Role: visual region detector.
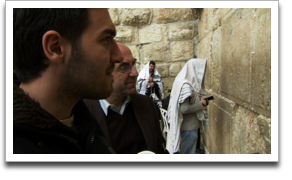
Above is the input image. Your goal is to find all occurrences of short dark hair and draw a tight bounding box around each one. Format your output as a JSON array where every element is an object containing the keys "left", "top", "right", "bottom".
[
  {"left": 149, "top": 61, "right": 155, "bottom": 66},
  {"left": 13, "top": 8, "right": 90, "bottom": 82}
]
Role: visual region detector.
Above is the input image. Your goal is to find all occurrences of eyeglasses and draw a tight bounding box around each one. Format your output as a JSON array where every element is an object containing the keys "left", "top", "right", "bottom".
[{"left": 115, "top": 59, "right": 137, "bottom": 74}]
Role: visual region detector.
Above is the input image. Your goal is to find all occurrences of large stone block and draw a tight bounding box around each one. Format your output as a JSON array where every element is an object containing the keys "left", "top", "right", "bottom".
[
  {"left": 155, "top": 8, "right": 180, "bottom": 23},
  {"left": 207, "top": 89, "right": 237, "bottom": 114},
  {"left": 154, "top": 8, "right": 195, "bottom": 23},
  {"left": 121, "top": 8, "right": 152, "bottom": 26},
  {"left": 207, "top": 103, "right": 231, "bottom": 154},
  {"left": 127, "top": 45, "right": 140, "bottom": 63},
  {"left": 220, "top": 8, "right": 254, "bottom": 104},
  {"left": 197, "top": 34, "right": 212, "bottom": 89},
  {"left": 198, "top": 8, "right": 209, "bottom": 42},
  {"left": 230, "top": 106, "right": 271, "bottom": 154},
  {"left": 219, "top": 8, "right": 234, "bottom": 24},
  {"left": 256, "top": 115, "right": 271, "bottom": 154},
  {"left": 156, "top": 64, "right": 169, "bottom": 78},
  {"left": 115, "top": 26, "right": 139, "bottom": 44},
  {"left": 210, "top": 27, "right": 222, "bottom": 93},
  {"left": 198, "top": 8, "right": 233, "bottom": 41},
  {"left": 209, "top": 8, "right": 221, "bottom": 31},
  {"left": 168, "top": 21, "right": 198, "bottom": 41},
  {"left": 169, "top": 63, "right": 182, "bottom": 77},
  {"left": 162, "top": 77, "right": 176, "bottom": 95},
  {"left": 109, "top": 8, "right": 120, "bottom": 25},
  {"left": 180, "top": 8, "right": 197, "bottom": 21},
  {"left": 141, "top": 42, "right": 170, "bottom": 64},
  {"left": 252, "top": 8, "right": 271, "bottom": 115},
  {"left": 170, "top": 41, "right": 194, "bottom": 62},
  {"left": 139, "top": 24, "right": 167, "bottom": 44}
]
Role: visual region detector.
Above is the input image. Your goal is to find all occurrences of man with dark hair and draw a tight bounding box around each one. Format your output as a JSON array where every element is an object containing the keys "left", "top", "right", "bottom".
[
  {"left": 84, "top": 43, "right": 167, "bottom": 154},
  {"left": 137, "top": 61, "right": 164, "bottom": 117},
  {"left": 149, "top": 61, "right": 156, "bottom": 74},
  {"left": 13, "top": 8, "right": 123, "bottom": 153}
]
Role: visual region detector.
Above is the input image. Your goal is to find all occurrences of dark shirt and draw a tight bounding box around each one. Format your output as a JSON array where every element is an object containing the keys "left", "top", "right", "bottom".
[{"left": 105, "top": 102, "right": 147, "bottom": 154}]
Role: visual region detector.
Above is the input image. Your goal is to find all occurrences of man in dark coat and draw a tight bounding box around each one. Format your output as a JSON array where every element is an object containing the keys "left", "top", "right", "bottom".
[
  {"left": 84, "top": 43, "right": 167, "bottom": 154},
  {"left": 13, "top": 8, "right": 123, "bottom": 154}
]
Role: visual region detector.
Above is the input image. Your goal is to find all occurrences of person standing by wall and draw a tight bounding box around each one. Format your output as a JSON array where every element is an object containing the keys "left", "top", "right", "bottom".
[{"left": 166, "top": 58, "right": 209, "bottom": 154}]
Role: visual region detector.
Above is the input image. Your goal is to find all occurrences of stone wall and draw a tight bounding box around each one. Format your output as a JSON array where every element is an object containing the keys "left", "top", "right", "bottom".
[
  {"left": 109, "top": 8, "right": 199, "bottom": 96},
  {"left": 110, "top": 8, "right": 271, "bottom": 154},
  {"left": 197, "top": 8, "right": 271, "bottom": 154}
]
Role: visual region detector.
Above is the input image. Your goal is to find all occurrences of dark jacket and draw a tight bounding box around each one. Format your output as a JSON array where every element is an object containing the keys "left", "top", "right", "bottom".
[
  {"left": 13, "top": 84, "right": 114, "bottom": 154},
  {"left": 84, "top": 93, "right": 168, "bottom": 154}
]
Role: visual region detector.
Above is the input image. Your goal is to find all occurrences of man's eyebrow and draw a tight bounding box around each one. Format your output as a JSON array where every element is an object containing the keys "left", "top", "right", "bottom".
[
  {"left": 118, "top": 62, "right": 130, "bottom": 67},
  {"left": 101, "top": 28, "right": 117, "bottom": 37}
]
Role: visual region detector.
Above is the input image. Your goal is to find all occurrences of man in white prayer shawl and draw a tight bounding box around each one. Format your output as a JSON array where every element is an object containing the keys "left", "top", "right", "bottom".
[
  {"left": 137, "top": 61, "right": 164, "bottom": 108},
  {"left": 166, "top": 58, "right": 209, "bottom": 154}
]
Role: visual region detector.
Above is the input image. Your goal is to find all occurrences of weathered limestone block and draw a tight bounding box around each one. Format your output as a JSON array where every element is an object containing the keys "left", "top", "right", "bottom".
[
  {"left": 202, "top": 90, "right": 237, "bottom": 154},
  {"left": 135, "top": 63, "right": 141, "bottom": 73},
  {"left": 109, "top": 8, "right": 120, "bottom": 25},
  {"left": 210, "top": 27, "right": 222, "bottom": 93},
  {"left": 163, "top": 77, "right": 175, "bottom": 94},
  {"left": 141, "top": 42, "right": 170, "bottom": 64},
  {"left": 204, "top": 8, "right": 226, "bottom": 33},
  {"left": 180, "top": 8, "right": 197, "bottom": 21},
  {"left": 252, "top": 8, "right": 271, "bottom": 115},
  {"left": 220, "top": 8, "right": 254, "bottom": 104},
  {"left": 139, "top": 24, "right": 167, "bottom": 44},
  {"left": 155, "top": 8, "right": 195, "bottom": 23},
  {"left": 231, "top": 106, "right": 252, "bottom": 154},
  {"left": 196, "top": 34, "right": 212, "bottom": 89},
  {"left": 115, "top": 26, "right": 139, "bottom": 44},
  {"left": 121, "top": 8, "right": 152, "bottom": 26},
  {"left": 169, "top": 63, "right": 182, "bottom": 77},
  {"left": 207, "top": 102, "right": 231, "bottom": 154},
  {"left": 230, "top": 106, "right": 271, "bottom": 154},
  {"left": 156, "top": 64, "right": 169, "bottom": 78},
  {"left": 206, "top": 89, "right": 237, "bottom": 114},
  {"left": 170, "top": 41, "right": 194, "bottom": 62},
  {"left": 155, "top": 8, "right": 181, "bottom": 23},
  {"left": 168, "top": 21, "right": 197, "bottom": 41},
  {"left": 198, "top": 8, "right": 209, "bottom": 41},
  {"left": 220, "top": 8, "right": 236, "bottom": 24},
  {"left": 127, "top": 45, "right": 140, "bottom": 63},
  {"left": 256, "top": 115, "right": 271, "bottom": 154}
]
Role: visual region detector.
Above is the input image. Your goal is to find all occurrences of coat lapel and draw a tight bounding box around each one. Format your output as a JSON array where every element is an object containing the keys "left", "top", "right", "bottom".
[
  {"left": 83, "top": 99, "right": 113, "bottom": 146},
  {"left": 130, "top": 94, "right": 154, "bottom": 151}
]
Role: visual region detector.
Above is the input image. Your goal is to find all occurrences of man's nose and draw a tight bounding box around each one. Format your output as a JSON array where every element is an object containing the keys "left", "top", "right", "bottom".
[
  {"left": 110, "top": 41, "right": 123, "bottom": 63},
  {"left": 129, "top": 66, "right": 138, "bottom": 77}
]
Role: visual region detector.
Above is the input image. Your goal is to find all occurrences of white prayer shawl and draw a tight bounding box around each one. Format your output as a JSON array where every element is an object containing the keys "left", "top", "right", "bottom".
[
  {"left": 137, "top": 62, "right": 164, "bottom": 106},
  {"left": 166, "top": 58, "right": 208, "bottom": 154}
]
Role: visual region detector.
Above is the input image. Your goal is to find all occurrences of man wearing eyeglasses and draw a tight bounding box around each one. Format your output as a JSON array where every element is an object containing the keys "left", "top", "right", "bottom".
[{"left": 84, "top": 42, "right": 167, "bottom": 154}]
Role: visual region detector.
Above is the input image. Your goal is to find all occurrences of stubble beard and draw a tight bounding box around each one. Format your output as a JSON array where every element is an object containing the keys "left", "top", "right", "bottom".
[{"left": 58, "top": 44, "right": 113, "bottom": 103}]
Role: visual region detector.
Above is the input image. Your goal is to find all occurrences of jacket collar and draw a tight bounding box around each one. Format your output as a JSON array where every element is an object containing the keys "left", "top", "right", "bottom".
[{"left": 13, "top": 84, "right": 57, "bottom": 129}]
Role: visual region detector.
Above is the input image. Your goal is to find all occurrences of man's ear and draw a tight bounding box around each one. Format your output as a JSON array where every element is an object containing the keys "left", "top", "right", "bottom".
[{"left": 42, "top": 30, "right": 69, "bottom": 64}]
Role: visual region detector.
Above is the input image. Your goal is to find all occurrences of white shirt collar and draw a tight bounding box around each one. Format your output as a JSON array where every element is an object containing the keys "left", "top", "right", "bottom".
[{"left": 99, "top": 96, "right": 131, "bottom": 116}]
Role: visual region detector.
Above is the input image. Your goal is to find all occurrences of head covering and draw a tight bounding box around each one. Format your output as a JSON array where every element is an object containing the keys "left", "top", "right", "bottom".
[
  {"left": 137, "top": 62, "right": 164, "bottom": 101},
  {"left": 166, "top": 58, "right": 208, "bottom": 154}
]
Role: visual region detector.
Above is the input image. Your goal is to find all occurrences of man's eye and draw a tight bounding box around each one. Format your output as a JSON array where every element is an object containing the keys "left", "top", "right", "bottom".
[
  {"left": 103, "top": 36, "right": 111, "bottom": 42},
  {"left": 119, "top": 66, "right": 126, "bottom": 70}
]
